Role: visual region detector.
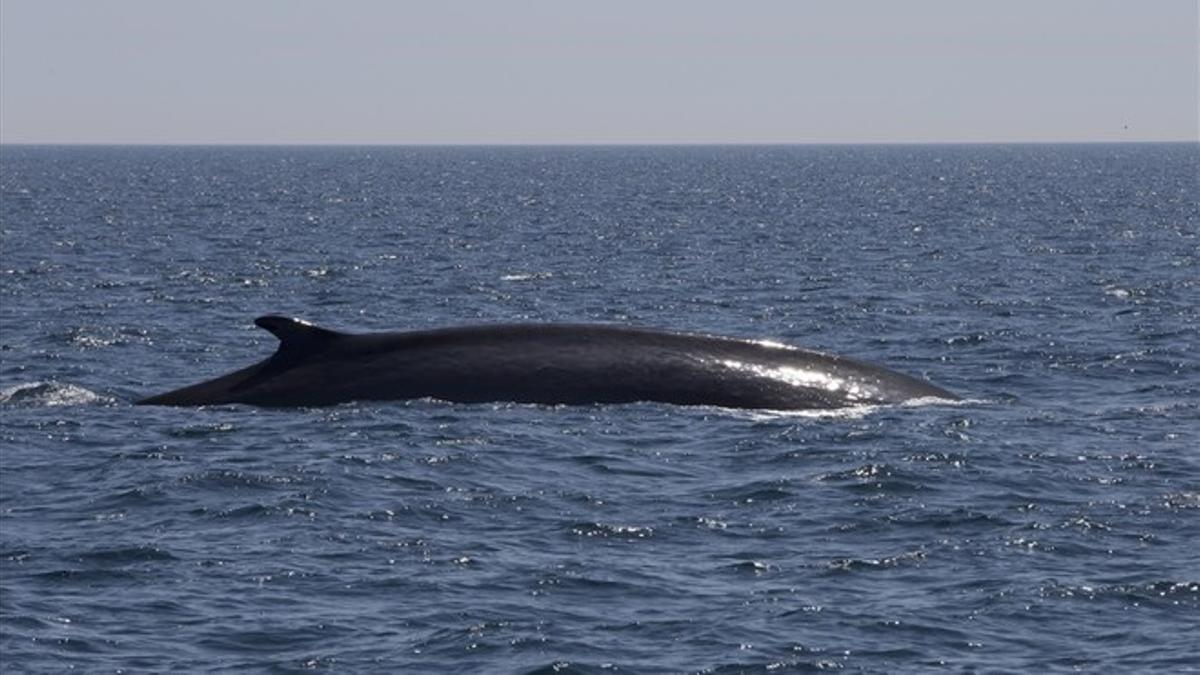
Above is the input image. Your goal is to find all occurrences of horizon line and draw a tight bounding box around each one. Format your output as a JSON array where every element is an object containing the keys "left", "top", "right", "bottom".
[{"left": 2, "top": 139, "right": 1196, "bottom": 148}]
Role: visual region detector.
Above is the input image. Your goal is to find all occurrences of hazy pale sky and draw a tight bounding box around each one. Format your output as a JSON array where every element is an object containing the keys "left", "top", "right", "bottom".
[{"left": 1, "top": 0, "right": 1196, "bottom": 144}]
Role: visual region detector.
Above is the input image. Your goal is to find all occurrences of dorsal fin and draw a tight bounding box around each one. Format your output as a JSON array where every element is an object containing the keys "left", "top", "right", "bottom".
[
  {"left": 254, "top": 315, "right": 344, "bottom": 358},
  {"left": 228, "top": 317, "right": 346, "bottom": 393}
]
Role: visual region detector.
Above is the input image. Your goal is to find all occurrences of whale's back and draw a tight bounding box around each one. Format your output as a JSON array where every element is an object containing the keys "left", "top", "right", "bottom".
[{"left": 139, "top": 320, "right": 957, "bottom": 409}]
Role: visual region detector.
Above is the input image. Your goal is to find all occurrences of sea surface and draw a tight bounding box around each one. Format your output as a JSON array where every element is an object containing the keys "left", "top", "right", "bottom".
[{"left": 1, "top": 144, "right": 1197, "bottom": 673}]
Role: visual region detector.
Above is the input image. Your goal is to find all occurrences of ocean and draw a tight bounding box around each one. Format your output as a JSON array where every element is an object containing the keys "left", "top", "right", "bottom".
[{"left": 1, "top": 144, "right": 1197, "bottom": 672}]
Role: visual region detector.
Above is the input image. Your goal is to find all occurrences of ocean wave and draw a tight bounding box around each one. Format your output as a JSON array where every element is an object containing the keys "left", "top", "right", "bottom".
[
  {"left": 0, "top": 381, "right": 110, "bottom": 407},
  {"left": 570, "top": 522, "right": 655, "bottom": 539},
  {"left": 500, "top": 271, "right": 554, "bottom": 282},
  {"left": 1039, "top": 580, "right": 1198, "bottom": 606}
]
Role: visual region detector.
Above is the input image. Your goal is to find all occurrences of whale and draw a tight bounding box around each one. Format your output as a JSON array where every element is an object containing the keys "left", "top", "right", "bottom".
[{"left": 136, "top": 316, "right": 958, "bottom": 409}]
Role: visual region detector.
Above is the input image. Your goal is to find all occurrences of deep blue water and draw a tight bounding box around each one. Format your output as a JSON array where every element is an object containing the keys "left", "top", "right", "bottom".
[{"left": 1, "top": 144, "right": 1197, "bottom": 672}]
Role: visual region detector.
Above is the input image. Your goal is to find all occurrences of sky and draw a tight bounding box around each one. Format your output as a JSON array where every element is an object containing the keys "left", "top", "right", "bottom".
[{"left": 1, "top": 0, "right": 1196, "bottom": 144}]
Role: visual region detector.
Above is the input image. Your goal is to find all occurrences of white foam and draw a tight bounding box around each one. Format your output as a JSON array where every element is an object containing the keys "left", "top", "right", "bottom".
[
  {"left": 0, "top": 381, "right": 109, "bottom": 407},
  {"left": 714, "top": 394, "right": 971, "bottom": 422},
  {"left": 500, "top": 271, "right": 553, "bottom": 282},
  {"left": 902, "top": 396, "right": 983, "bottom": 408}
]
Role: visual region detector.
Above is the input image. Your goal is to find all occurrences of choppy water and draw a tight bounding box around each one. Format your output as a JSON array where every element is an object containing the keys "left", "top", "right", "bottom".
[{"left": 1, "top": 144, "right": 1198, "bottom": 672}]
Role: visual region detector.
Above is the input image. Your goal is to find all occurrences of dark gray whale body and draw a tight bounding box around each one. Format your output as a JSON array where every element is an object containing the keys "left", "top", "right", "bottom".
[{"left": 137, "top": 316, "right": 957, "bottom": 409}]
